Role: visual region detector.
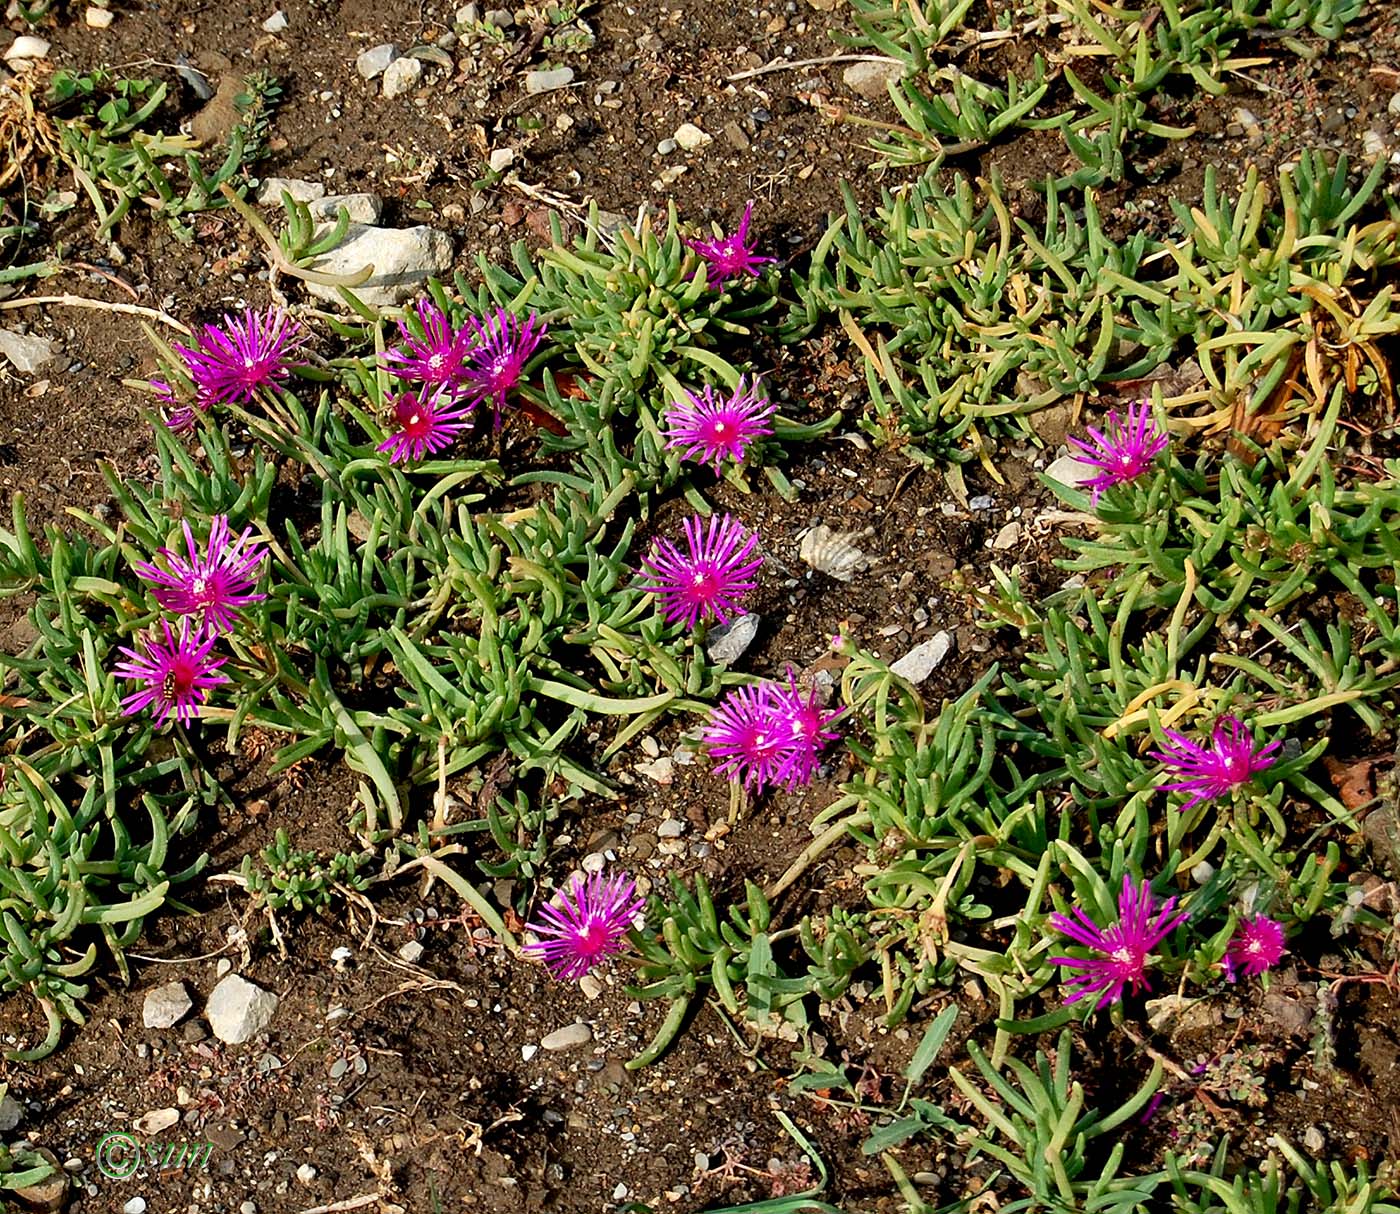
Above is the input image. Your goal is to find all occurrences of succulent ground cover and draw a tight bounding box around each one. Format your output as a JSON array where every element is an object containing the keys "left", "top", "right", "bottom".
[{"left": 1, "top": 0, "right": 1400, "bottom": 1209}]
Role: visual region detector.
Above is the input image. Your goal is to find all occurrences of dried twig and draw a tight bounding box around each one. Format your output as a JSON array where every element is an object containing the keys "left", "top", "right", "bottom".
[{"left": 0, "top": 293, "right": 192, "bottom": 335}]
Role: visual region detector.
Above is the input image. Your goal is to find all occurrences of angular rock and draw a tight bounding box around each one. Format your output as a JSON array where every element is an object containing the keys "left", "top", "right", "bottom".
[
  {"left": 382, "top": 56, "right": 423, "bottom": 99},
  {"left": 85, "top": 6, "right": 113, "bottom": 27},
  {"left": 541, "top": 1022, "right": 592, "bottom": 1051},
  {"left": 309, "top": 192, "right": 384, "bottom": 225},
  {"left": 4, "top": 35, "right": 51, "bottom": 63},
  {"left": 304, "top": 224, "right": 453, "bottom": 308},
  {"left": 261, "top": 10, "right": 287, "bottom": 32},
  {"left": 0, "top": 328, "right": 54, "bottom": 374},
  {"left": 842, "top": 60, "right": 902, "bottom": 99},
  {"left": 1043, "top": 453, "right": 1097, "bottom": 492},
  {"left": 133, "top": 1107, "right": 179, "bottom": 1134},
  {"left": 674, "top": 121, "right": 712, "bottom": 150},
  {"left": 256, "top": 176, "right": 325, "bottom": 206},
  {"left": 890, "top": 632, "right": 953, "bottom": 684},
  {"left": 205, "top": 974, "right": 279, "bottom": 1044},
  {"left": 356, "top": 43, "right": 398, "bottom": 80},
  {"left": 525, "top": 66, "right": 574, "bottom": 94},
  {"left": 142, "top": 980, "right": 193, "bottom": 1029},
  {"left": 0, "top": 1093, "right": 21, "bottom": 1132},
  {"left": 485, "top": 7, "right": 514, "bottom": 26},
  {"left": 706, "top": 613, "right": 759, "bottom": 664},
  {"left": 991, "top": 520, "right": 1022, "bottom": 550}
]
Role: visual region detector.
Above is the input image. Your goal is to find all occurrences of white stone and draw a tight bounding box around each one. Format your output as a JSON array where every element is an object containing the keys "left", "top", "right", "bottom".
[
  {"left": 890, "top": 632, "right": 954, "bottom": 684},
  {"left": 142, "top": 981, "right": 192, "bottom": 1029},
  {"left": 842, "top": 60, "right": 903, "bottom": 99},
  {"left": 132, "top": 1108, "right": 179, "bottom": 1135},
  {"left": 0, "top": 328, "right": 54, "bottom": 373},
  {"left": 123, "top": 1199, "right": 148, "bottom": 1214},
  {"left": 356, "top": 43, "right": 397, "bottom": 79},
  {"left": 673, "top": 121, "right": 712, "bottom": 150},
  {"left": 524, "top": 66, "right": 574, "bottom": 94},
  {"left": 706, "top": 613, "right": 759, "bottom": 664},
  {"left": 261, "top": 10, "right": 287, "bottom": 32},
  {"left": 84, "top": 6, "right": 113, "bottom": 27},
  {"left": 397, "top": 940, "right": 425, "bottom": 963},
  {"left": 1043, "top": 453, "right": 1098, "bottom": 492},
  {"left": 520, "top": 1043, "right": 539, "bottom": 1062},
  {"left": 304, "top": 224, "right": 454, "bottom": 308},
  {"left": 579, "top": 975, "right": 603, "bottom": 1000},
  {"left": 382, "top": 56, "right": 423, "bottom": 99},
  {"left": 540, "top": 1022, "right": 592, "bottom": 1051},
  {"left": 205, "top": 975, "right": 279, "bottom": 1045},
  {"left": 256, "top": 177, "right": 326, "bottom": 206},
  {"left": 4, "top": 36, "right": 51, "bottom": 62},
  {"left": 488, "top": 147, "right": 515, "bottom": 173},
  {"left": 309, "top": 193, "right": 384, "bottom": 224},
  {"left": 295, "top": 1164, "right": 316, "bottom": 1184},
  {"left": 991, "top": 520, "right": 1022, "bottom": 550}
]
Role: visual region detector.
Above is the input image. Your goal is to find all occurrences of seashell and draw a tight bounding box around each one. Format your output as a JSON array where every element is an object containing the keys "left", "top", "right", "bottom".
[{"left": 799, "top": 525, "right": 872, "bottom": 582}]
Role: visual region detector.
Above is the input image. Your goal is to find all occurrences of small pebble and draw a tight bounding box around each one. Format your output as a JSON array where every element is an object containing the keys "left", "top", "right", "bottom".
[
  {"left": 521, "top": 1043, "right": 540, "bottom": 1062},
  {"left": 261, "top": 10, "right": 287, "bottom": 32},
  {"left": 541, "top": 1022, "right": 593, "bottom": 1051}
]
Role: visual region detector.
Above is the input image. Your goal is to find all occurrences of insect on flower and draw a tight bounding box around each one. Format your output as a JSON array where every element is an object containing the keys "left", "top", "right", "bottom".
[
  {"left": 381, "top": 298, "right": 478, "bottom": 391},
  {"left": 377, "top": 385, "right": 476, "bottom": 464},
  {"left": 1150, "top": 715, "right": 1281, "bottom": 812},
  {"left": 1222, "top": 914, "right": 1286, "bottom": 982},
  {"left": 1049, "top": 875, "right": 1189, "bottom": 1009},
  {"left": 172, "top": 305, "right": 307, "bottom": 406},
  {"left": 637, "top": 513, "right": 762, "bottom": 630},
  {"left": 113, "top": 617, "right": 230, "bottom": 728},
  {"left": 460, "top": 307, "right": 548, "bottom": 424},
  {"left": 132, "top": 514, "right": 268, "bottom": 637},
  {"left": 523, "top": 870, "right": 645, "bottom": 980},
  {"left": 663, "top": 376, "right": 776, "bottom": 473},
  {"left": 1066, "top": 400, "right": 1169, "bottom": 502},
  {"left": 685, "top": 200, "right": 775, "bottom": 286}
]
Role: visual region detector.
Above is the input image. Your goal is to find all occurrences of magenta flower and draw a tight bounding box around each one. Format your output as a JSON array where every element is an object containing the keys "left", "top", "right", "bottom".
[
  {"left": 1066, "top": 401, "right": 1169, "bottom": 502},
  {"left": 700, "top": 684, "right": 793, "bottom": 792},
  {"left": 663, "top": 376, "right": 776, "bottom": 473},
  {"left": 173, "top": 306, "right": 307, "bottom": 406},
  {"left": 1049, "top": 875, "right": 1190, "bottom": 1009},
  {"left": 637, "top": 513, "right": 762, "bottom": 630},
  {"left": 377, "top": 386, "right": 475, "bottom": 463},
  {"left": 1150, "top": 715, "right": 1281, "bottom": 812},
  {"left": 1222, "top": 914, "right": 1286, "bottom": 982},
  {"left": 523, "top": 870, "right": 645, "bottom": 980},
  {"left": 382, "top": 298, "right": 477, "bottom": 391},
  {"left": 685, "top": 201, "right": 775, "bottom": 286},
  {"left": 460, "top": 308, "right": 547, "bottom": 423},
  {"left": 768, "top": 669, "right": 841, "bottom": 790},
  {"left": 113, "top": 617, "right": 229, "bottom": 727},
  {"left": 132, "top": 515, "right": 268, "bottom": 637}
]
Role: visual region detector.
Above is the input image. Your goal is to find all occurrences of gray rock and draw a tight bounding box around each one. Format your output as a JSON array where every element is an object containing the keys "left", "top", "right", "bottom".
[
  {"left": 397, "top": 940, "right": 425, "bottom": 963},
  {"left": 356, "top": 43, "right": 398, "bottom": 80},
  {"left": 304, "top": 224, "right": 454, "bottom": 308},
  {"left": 142, "top": 980, "right": 193, "bottom": 1029},
  {"left": 456, "top": 2, "right": 480, "bottom": 22},
  {"left": 991, "top": 520, "right": 1022, "bottom": 550},
  {"left": 260, "top": 10, "right": 287, "bottom": 32},
  {"left": 706, "top": 613, "right": 759, "bottom": 664},
  {"left": 309, "top": 192, "right": 384, "bottom": 225},
  {"left": 890, "top": 632, "right": 954, "bottom": 684},
  {"left": 256, "top": 177, "right": 325, "bottom": 206},
  {"left": 0, "top": 328, "right": 54, "bottom": 374},
  {"left": 657, "top": 818, "right": 686, "bottom": 839},
  {"left": 842, "top": 60, "right": 903, "bottom": 99},
  {"left": 525, "top": 66, "right": 574, "bottom": 94},
  {"left": 0, "top": 1093, "right": 22, "bottom": 1132},
  {"left": 485, "top": 7, "right": 514, "bottom": 26},
  {"left": 382, "top": 57, "right": 423, "bottom": 99},
  {"left": 205, "top": 975, "right": 279, "bottom": 1045},
  {"left": 541, "top": 1022, "right": 593, "bottom": 1051},
  {"left": 968, "top": 494, "right": 995, "bottom": 511}
]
